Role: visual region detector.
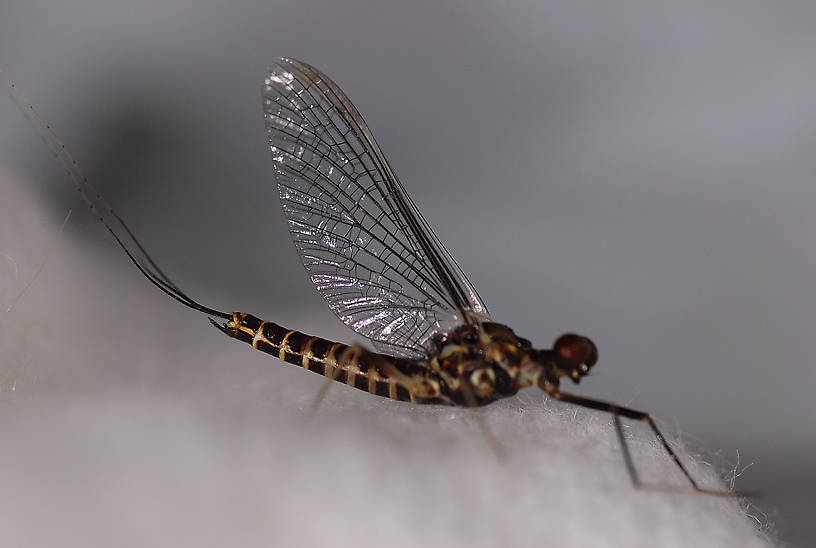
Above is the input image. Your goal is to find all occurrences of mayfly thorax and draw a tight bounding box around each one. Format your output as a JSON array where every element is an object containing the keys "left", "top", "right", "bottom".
[{"left": 2, "top": 58, "right": 730, "bottom": 496}]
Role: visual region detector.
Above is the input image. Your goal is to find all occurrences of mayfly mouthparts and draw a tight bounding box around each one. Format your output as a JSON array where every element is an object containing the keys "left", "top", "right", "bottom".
[{"left": 2, "top": 59, "right": 732, "bottom": 497}]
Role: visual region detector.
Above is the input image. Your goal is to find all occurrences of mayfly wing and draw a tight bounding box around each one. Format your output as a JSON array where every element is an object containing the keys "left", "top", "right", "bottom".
[{"left": 263, "top": 57, "right": 489, "bottom": 359}]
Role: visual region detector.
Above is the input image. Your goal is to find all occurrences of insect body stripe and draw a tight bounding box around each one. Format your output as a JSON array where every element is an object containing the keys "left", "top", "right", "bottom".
[
  {"left": 252, "top": 322, "right": 269, "bottom": 349},
  {"left": 278, "top": 331, "right": 292, "bottom": 362},
  {"left": 215, "top": 312, "right": 448, "bottom": 405},
  {"left": 262, "top": 322, "right": 287, "bottom": 346},
  {"left": 301, "top": 337, "right": 315, "bottom": 370}
]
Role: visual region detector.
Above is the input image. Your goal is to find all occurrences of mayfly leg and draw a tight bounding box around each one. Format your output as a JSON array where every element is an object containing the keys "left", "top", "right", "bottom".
[
  {"left": 308, "top": 343, "right": 366, "bottom": 415},
  {"left": 549, "top": 390, "right": 731, "bottom": 496},
  {"left": 309, "top": 375, "right": 337, "bottom": 415},
  {"left": 458, "top": 380, "right": 506, "bottom": 460}
]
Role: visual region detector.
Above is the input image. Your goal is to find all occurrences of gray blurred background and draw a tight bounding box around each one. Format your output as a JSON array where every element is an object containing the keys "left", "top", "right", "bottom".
[{"left": 0, "top": 1, "right": 814, "bottom": 545}]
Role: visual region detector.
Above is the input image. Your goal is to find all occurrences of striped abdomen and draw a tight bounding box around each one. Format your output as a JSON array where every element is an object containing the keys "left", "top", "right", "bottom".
[{"left": 212, "top": 313, "right": 451, "bottom": 405}]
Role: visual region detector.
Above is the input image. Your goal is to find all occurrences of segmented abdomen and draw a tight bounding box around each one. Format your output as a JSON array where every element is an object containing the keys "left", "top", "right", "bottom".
[{"left": 216, "top": 313, "right": 451, "bottom": 405}]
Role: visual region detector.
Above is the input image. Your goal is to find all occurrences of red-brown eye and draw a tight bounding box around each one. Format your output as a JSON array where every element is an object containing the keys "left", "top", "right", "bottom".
[{"left": 553, "top": 334, "right": 598, "bottom": 367}]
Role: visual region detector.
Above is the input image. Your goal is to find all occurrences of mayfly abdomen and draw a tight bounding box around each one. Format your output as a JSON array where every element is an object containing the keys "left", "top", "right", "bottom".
[{"left": 213, "top": 312, "right": 450, "bottom": 405}]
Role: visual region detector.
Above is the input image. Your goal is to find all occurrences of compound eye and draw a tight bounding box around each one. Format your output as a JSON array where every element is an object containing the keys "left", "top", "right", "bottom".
[{"left": 553, "top": 334, "right": 598, "bottom": 367}]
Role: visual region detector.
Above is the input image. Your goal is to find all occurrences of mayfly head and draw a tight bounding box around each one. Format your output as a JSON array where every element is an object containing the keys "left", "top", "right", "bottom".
[
  {"left": 552, "top": 333, "right": 598, "bottom": 383},
  {"left": 522, "top": 333, "right": 598, "bottom": 387}
]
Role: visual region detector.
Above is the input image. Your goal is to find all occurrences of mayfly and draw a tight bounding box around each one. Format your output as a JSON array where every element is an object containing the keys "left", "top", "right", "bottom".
[{"left": 3, "top": 58, "right": 729, "bottom": 496}]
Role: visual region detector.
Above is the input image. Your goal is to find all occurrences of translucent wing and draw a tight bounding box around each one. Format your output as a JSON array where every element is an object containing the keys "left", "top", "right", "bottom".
[{"left": 262, "top": 57, "right": 489, "bottom": 358}]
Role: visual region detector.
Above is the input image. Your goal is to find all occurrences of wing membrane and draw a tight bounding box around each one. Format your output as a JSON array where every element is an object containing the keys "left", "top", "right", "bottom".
[{"left": 263, "top": 57, "right": 488, "bottom": 358}]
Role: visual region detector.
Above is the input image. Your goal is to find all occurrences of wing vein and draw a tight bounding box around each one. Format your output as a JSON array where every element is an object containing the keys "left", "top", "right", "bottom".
[{"left": 263, "top": 58, "right": 489, "bottom": 358}]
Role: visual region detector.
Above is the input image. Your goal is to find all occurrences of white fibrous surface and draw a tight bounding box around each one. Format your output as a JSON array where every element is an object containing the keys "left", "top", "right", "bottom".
[{"left": 0, "top": 170, "right": 774, "bottom": 547}]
